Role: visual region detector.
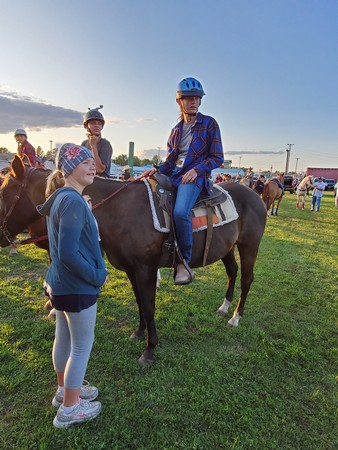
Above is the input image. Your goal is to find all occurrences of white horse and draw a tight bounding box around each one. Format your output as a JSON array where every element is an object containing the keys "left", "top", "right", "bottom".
[{"left": 296, "top": 176, "right": 313, "bottom": 210}]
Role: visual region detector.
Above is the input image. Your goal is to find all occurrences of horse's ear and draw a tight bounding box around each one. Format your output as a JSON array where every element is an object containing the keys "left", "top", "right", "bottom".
[{"left": 11, "top": 155, "right": 26, "bottom": 181}]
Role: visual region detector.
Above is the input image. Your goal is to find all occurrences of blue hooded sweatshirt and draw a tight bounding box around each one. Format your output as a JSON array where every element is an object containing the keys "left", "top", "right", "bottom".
[{"left": 37, "top": 187, "right": 107, "bottom": 296}]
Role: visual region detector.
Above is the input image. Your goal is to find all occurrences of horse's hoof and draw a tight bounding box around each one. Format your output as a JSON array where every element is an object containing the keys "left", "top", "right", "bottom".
[
  {"left": 227, "top": 314, "right": 241, "bottom": 327},
  {"left": 130, "top": 332, "right": 145, "bottom": 341},
  {"left": 138, "top": 354, "right": 155, "bottom": 367},
  {"left": 217, "top": 299, "right": 231, "bottom": 316}
]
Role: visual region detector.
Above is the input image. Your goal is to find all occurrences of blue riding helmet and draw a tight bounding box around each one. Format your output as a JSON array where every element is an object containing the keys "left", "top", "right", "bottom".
[
  {"left": 83, "top": 106, "right": 105, "bottom": 129},
  {"left": 176, "top": 77, "right": 205, "bottom": 99}
]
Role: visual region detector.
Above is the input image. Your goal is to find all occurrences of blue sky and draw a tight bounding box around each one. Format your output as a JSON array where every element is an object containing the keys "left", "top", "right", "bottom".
[{"left": 0, "top": 0, "right": 337, "bottom": 172}]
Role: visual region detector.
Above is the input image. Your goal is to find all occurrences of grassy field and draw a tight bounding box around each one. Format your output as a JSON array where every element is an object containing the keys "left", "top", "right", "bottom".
[{"left": 0, "top": 192, "right": 337, "bottom": 450}]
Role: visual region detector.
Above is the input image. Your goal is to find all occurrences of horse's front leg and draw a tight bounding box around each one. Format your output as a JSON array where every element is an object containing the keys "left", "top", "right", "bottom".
[
  {"left": 127, "top": 266, "right": 159, "bottom": 366},
  {"left": 217, "top": 249, "right": 238, "bottom": 317}
]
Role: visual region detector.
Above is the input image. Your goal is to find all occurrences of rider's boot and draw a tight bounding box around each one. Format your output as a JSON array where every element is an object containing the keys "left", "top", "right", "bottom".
[{"left": 174, "top": 263, "right": 194, "bottom": 285}]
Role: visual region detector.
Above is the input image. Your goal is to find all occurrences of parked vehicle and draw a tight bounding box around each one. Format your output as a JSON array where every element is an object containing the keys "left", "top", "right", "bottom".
[
  {"left": 324, "top": 179, "right": 335, "bottom": 190},
  {"left": 283, "top": 175, "right": 295, "bottom": 193}
]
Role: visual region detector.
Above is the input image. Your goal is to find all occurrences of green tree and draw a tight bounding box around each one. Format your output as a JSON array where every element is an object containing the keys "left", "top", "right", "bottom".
[
  {"left": 45, "top": 147, "right": 57, "bottom": 159},
  {"left": 133, "top": 156, "right": 141, "bottom": 166},
  {"left": 140, "top": 158, "right": 152, "bottom": 166},
  {"left": 0, "top": 147, "right": 9, "bottom": 153},
  {"left": 152, "top": 155, "right": 163, "bottom": 165},
  {"left": 114, "top": 154, "right": 128, "bottom": 166}
]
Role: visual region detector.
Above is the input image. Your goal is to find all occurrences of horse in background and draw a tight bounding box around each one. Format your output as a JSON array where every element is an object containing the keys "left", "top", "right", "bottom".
[
  {"left": 262, "top": 173, "right": 284, "bottom": 216},
  {"left": 295, "top": 176, "right": 313, "bottom": 210},
  {"left": 240, "top": 175, "right": 256, "bottom": 190}
]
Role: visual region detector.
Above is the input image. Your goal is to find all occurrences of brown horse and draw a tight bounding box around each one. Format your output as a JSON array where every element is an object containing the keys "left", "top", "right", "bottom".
[
  {"left": 262, "top": 175, "right": 284, "bottom": 216},
  {"left": 0, "top": 156, "right": 267, "bottom": 365}
]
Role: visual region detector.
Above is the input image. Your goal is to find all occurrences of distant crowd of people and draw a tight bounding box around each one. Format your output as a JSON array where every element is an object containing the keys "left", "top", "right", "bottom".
[{"left": 214, "top": 173, "right": 241, "bottom": 183}]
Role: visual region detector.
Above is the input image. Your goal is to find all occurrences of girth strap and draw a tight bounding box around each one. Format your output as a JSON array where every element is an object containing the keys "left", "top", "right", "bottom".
[{"left": 203, "top": 205, "right": 213, "bottom": 266}]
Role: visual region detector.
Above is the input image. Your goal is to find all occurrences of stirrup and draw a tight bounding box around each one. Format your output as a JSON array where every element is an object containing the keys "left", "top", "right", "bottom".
[{"left": 174, "top": 261, "right": 194, "bottom": 285}]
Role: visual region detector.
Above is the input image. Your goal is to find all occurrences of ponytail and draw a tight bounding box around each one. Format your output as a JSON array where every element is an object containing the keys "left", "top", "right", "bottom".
[{"left": 45, "top": 170, "right": 65, "bottom": 198}]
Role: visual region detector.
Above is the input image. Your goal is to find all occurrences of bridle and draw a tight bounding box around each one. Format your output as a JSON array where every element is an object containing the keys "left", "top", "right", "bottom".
[{"left": 0, "top": 175, "right": 26, "bottom": 246}]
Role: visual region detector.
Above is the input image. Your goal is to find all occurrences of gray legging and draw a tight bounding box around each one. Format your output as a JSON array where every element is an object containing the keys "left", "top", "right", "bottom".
[{"left": 53, "top": 303, "right": 97, "bottom": 389}]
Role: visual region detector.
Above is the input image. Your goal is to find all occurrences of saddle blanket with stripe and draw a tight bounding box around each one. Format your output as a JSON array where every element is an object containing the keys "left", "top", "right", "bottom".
[{"left": 143, "top": 179, "right": 239, "bottom": 233}]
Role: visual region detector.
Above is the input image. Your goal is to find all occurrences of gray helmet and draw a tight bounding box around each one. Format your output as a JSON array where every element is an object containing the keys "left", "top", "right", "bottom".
[
  {"left": 176, "top": 77, "right": 205, "bottom": 99},
  {"left": 14, "top": 128, "right": 27, "bottom": 137},
  {"left": 83, "top": 106, "right": 105, "bottom": 129}
]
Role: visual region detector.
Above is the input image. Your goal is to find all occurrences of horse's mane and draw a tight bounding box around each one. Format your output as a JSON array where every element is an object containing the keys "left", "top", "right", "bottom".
[{"left": 0, "top": 172, "right": 11, "bottom": 188}]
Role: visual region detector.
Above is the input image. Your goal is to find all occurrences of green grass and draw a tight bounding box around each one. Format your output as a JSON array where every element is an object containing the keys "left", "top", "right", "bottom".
[{"left": 0, "top": 192, "right": 337, "bottom": 450}]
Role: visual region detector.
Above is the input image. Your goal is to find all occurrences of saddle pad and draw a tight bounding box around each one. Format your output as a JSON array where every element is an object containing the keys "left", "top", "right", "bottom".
[{"left": 142, "top": 179, "right": 239, "bottom": 233}]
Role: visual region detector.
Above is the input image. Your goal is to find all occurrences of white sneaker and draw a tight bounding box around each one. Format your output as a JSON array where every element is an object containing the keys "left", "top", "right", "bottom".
[
  {"left": 52, "top": 381, "right": 98, "bottom": 407},
  {"left": 53, "top": 398, "right": 101, "bottom": 428}
]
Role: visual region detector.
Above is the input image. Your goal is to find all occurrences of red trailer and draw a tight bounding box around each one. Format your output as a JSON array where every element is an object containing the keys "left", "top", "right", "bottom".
[{"left": 305, "top": 167, "right": 338, "bottom": 181}]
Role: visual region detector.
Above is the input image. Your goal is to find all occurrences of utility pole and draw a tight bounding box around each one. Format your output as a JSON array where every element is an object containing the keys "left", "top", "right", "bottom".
[
  {"left": 285, "top": 144, "right": 294, "bottom": 174},
  {"left": 295, "top": 157, "right": 299, "bottom": 174},
  {"left": 128, "top": 142, "right": 134, "bottom": 176}
]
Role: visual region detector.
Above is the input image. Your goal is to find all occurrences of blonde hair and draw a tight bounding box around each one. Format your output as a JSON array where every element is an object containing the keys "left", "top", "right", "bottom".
[{"left": 45, "top": 170, "right": 65, "bottom": 198}]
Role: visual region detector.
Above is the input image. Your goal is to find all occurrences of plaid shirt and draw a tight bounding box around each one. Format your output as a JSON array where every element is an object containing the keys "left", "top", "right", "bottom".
[
  {"left": 159, "top": 113, "right": 224, "bottom": 194},
  {"left": 18, "top": 141, "right": 37, "bottom": 166}
]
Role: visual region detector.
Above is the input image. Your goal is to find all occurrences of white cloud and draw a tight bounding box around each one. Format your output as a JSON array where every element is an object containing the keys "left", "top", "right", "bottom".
[
  {"left": 0, "top": 86, "right": 83, "bottom": 134},
  {"left": 135, "top": 117, "right": 157, "bottom": 123},
  {"left": 227, "top": 150, "right": 284, "bottom": 155}
]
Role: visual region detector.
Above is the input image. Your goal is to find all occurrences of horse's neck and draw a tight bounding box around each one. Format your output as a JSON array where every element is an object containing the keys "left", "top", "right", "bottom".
[
  {"left": 27, "top": 169, "right": 49, "bottom": 205},
  {"left": 299, "top": 177, "right": 309, "bottom": 188}
]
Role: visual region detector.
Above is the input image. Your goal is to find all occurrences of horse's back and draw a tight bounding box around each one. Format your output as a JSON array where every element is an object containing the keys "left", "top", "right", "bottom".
[{"left": 218, "top": 182, "right": 266, "bottom": 230}]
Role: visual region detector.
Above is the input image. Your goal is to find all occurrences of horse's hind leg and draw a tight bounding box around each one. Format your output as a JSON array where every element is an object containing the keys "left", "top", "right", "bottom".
[
  {"left": 227, "top": 244, "right": 257, "bottom": 327},
  {"left": 217, "top": 249, "right": 238, "bottom": 317}
]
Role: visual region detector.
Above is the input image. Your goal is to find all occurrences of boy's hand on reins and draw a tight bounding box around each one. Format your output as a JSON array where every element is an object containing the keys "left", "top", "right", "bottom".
[
  {"left": 181, "top": 168, "right": 197, "bottom": 184},
  {"left": 139, "top": 168, "right": 157, "bottom": 179}
]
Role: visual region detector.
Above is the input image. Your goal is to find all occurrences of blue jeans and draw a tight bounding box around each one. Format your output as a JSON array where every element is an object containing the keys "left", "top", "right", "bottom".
[
  {"left": 174, "top": 183, "right": 202, "bottom": 263},
  {"left": 312, "top": 195, "right": 322, "bottom": 211}
]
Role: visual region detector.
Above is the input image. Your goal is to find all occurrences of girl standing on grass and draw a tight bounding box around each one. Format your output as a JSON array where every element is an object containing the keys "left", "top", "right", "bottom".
[{"left": 38, "top": 143, "right": 107, "bottom": 428}]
